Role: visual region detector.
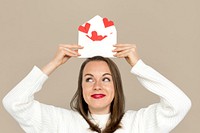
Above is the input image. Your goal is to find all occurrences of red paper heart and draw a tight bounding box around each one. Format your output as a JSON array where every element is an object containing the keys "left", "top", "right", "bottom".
[
  {"left": 103, "top": 18, "right": 114, "bottom": 28},
  {"left": 87, "top": 31, "right": 107, "bottom": 41},
  {"left": 78, "top": 23, "right": 90, "bottom": 33}
]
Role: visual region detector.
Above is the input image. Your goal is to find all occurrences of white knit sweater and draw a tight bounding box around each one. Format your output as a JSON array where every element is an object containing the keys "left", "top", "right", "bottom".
[{"left": 2, "top": 60, "right": 191, "bottom": 133}]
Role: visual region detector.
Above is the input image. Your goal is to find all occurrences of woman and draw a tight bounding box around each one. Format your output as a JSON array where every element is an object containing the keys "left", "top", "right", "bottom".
[{"left": 3, "top": 44, "right": 191, "bottom": 133}]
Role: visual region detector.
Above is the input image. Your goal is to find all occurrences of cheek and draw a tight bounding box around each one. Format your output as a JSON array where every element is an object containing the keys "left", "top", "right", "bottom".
[
  {"left": 82, "top": 87, "right": 88, "bottom": 97},
  {"left": 106, "top": 85, "right": 115, "bottom": 98},
  {"left": 110, "top": 89, "right": 115, "bottom": 99},
  {"left": 82, "top": 84, "right": 92, "bottom": 101}
]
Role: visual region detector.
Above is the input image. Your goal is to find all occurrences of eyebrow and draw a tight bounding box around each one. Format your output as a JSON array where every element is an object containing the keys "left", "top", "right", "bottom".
[
  {"left": 84, "top": 73, "right": 112, "bottom": 77},
  {"left": 103, "top": 73, "right": 112, "bottom": 76},
  {"left": 84, "top": 74, "right": 93, "bottom": 77}
]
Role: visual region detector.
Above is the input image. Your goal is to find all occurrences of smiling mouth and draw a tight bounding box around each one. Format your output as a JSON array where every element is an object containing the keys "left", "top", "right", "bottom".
[{"left": 91, "top": 94, "right": 106, "bottom": 99}]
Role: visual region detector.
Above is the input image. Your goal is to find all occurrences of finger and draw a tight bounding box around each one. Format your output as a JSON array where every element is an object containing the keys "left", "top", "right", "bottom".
[
  {"left": 61, "top": 44, "right": 84, "bottom": 50},
  {"left": 66, "top": 53, "right": 80, "bottom": 57},
  {"left": 59, "top": 44, "right": 80, "bottom": 56},
  {"left": 113, "top": 46, "right": 132, "bottom": 52},
  {"left": 113, "top": 44, "right": 136, "bottom": 48},
  {"left": 114, "top": 49, "right": 131, "bottom": 58},
  {"left": 65, "top": 51, "right": 80, "bottom": 57},
  {"left": 64, "top": 48, "right": 80, "bottom": 56},
  {"left": 113, "top": 44, "right": 136, "bottom": 52}
]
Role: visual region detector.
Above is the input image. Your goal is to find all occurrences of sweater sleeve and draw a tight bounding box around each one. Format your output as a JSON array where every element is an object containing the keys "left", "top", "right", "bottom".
[
  {"left": 130, "top": 60, "right": 191, "bottom": 133},
  {"left": 2, "top": 66, "right": 67, "bottom": 133}
]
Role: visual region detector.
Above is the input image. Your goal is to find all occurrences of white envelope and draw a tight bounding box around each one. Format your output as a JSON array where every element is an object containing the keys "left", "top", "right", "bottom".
[{"left": 78, "top": 15, "right": 117, "bottom": 58}]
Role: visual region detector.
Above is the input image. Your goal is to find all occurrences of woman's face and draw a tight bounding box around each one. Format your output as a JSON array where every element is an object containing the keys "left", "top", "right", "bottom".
[{"left": 82, "top": 61, "right": 115, "bottom": 114}]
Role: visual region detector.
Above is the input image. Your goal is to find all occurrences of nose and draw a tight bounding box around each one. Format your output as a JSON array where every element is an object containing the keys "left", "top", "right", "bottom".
[{"left": 93, "top": 80, "right": 102, "bottom": 90}]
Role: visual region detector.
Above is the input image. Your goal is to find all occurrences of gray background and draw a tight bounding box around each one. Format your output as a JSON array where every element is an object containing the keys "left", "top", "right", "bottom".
[{"left": 0, "top": 0, "right": 199, "bottom": 132}]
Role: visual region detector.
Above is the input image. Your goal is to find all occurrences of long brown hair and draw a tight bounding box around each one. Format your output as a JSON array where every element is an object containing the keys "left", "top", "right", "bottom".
[{"left": 70, "top": 56, "right": 125, "bottom": 133}]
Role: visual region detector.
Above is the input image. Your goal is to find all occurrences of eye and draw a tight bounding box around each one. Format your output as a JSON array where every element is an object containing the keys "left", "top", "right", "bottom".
[
  {"left": 102, "top": 77, "right": 111, "bottom": 82},
  {"left": 86, "top": 78, "right": 94, "bottom": 82}
]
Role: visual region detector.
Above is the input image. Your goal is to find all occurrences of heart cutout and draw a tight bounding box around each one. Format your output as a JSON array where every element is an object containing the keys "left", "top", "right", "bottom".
[
  {"left": 103, "top": 18, "right": 114, "bottom": 28},
  {"left": 78, "top": 23, "right": 91, "bottom": 33},
  {"left": 86, "top": 31, "right": 107, "bottom": 41}
]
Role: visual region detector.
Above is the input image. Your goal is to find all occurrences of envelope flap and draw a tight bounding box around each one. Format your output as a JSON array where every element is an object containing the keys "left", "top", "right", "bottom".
[{"left": 78, "top": 15, "right": 117, "bottom": 58}]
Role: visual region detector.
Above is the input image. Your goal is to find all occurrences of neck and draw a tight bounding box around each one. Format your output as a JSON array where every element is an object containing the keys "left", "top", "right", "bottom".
[{"left": 89, "top": 108, "right": 110, "bottom": 115}]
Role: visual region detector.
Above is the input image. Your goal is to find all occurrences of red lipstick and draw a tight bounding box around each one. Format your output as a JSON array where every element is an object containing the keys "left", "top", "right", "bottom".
[{"left": 91, "top": 94, "right": 106, "bottom": 99}]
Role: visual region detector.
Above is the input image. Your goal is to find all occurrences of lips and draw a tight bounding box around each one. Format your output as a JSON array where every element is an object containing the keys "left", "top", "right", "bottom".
[{"left": 91, "top": 94, "right": 106, "bottom": 99}]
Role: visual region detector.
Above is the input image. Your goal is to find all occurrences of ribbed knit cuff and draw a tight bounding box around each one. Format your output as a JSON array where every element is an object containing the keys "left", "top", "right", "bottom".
[{"left": 130, "top": 59, "right": 146, "bottom": 74}]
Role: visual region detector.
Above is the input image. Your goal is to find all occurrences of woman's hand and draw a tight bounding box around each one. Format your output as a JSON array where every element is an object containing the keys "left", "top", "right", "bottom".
[
  {"left": 42, "top": 44, "right": 83, "bottom": 75},
  {"left": 52, "top": 44, "right": 83, "bottom": 66},
  {"left": 113, "top": 44, "right": 140, "bottom": 67}
]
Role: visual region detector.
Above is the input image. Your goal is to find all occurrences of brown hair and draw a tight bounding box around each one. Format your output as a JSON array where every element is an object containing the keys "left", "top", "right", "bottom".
[{"left": 70, "top": 56, "right": 125, "bottom": 133}]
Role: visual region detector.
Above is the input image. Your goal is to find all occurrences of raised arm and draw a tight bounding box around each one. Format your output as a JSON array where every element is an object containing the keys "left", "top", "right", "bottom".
[
  {"left": 131, "top": 59, "right": 191, "bottom": 132},
  {"left": 2, "top": 44, "right": 83, "bottom": 133},
  {"left": 113, "top": 44, "right": 191, "bottom": 132},
  {"left": 42, "top": 44, "right": 83, "bottom": 75}
]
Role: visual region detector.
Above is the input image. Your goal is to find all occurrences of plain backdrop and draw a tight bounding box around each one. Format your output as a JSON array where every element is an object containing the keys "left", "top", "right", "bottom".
[{"left": 0, "top": 0, "right": 199, "bottom": 132}]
